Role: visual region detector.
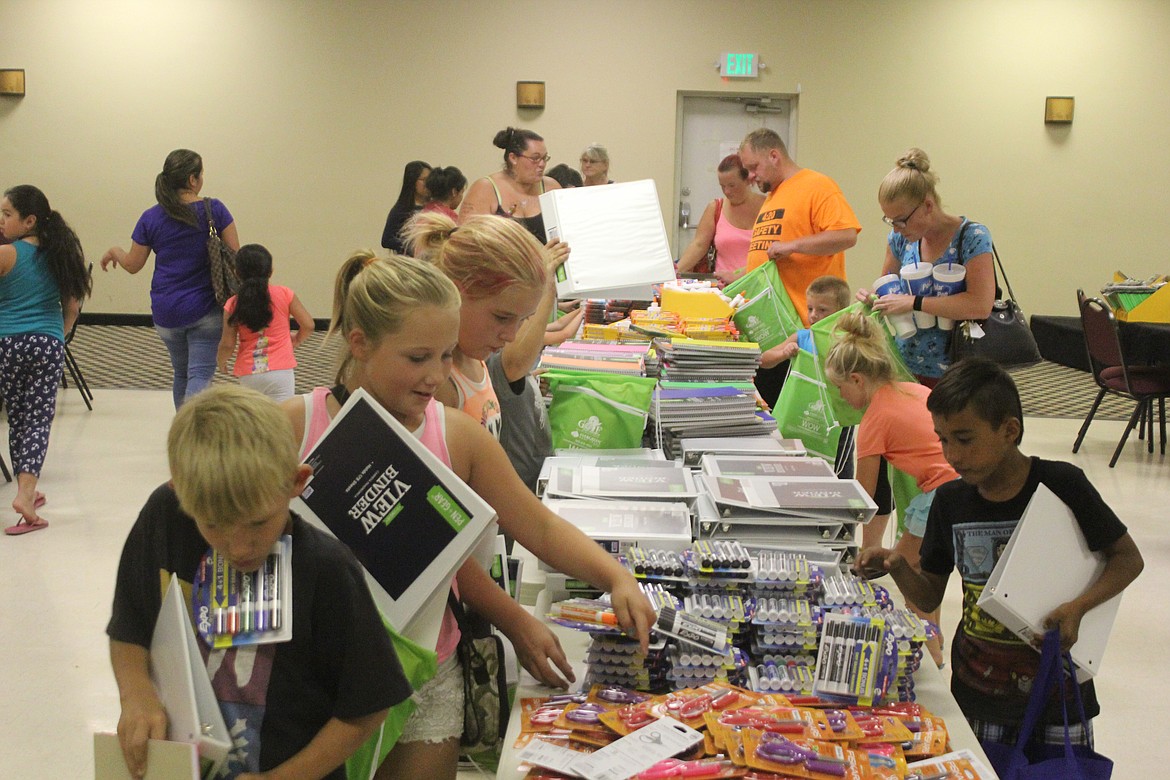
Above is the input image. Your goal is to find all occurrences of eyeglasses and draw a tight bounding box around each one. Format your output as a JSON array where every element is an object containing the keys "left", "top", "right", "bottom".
[
  {"left": 580, "top": 157, "right": 601, "bottom": 165},
  {"left": 881, "top": 201, "right": 922, "bottom": 228},
  {"left": 518, "top": 153, "right": 551, "bottom": 164}
]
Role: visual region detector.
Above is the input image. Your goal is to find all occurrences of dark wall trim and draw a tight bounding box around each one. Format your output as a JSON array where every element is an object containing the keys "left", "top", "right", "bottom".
[{"left": 79, "top": 313, "right": 332, "bottom": 330}]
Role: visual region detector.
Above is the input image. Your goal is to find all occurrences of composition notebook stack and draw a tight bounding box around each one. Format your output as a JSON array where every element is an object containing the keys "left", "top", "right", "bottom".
[
  {"left": 654, "top": 336, "right": 762, "bottom": 383},
  {"left": 538, "top": 339, "right": 654, "bottom": 377}
]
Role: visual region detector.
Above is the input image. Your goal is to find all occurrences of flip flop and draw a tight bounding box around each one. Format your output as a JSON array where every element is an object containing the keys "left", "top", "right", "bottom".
[
  {"left": 34, "top": 494, "right": 46, "bottom": 510},
  {"left": 5, "top": 517, "right": 48, "bottom": 536}
]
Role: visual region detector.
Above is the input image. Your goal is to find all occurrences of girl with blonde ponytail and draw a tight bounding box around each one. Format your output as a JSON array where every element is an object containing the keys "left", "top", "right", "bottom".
[{"left": 826, "top": 311, "right": 957, "bottom": 665}]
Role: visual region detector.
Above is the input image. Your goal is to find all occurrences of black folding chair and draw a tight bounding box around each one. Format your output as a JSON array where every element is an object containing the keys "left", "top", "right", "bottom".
[
  {"left": 1073, "top": 289, "right": 1170, "bottom": 466},
  {"left": 60, "top": 264, "right": 94, "bottom": 410}
]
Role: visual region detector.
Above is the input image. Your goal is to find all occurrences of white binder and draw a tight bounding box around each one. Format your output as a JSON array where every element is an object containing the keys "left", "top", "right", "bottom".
[
  {"left": 150, "top": 574, "right": 231, "bottom": 777},
  {"left": 977, "top": 484, "right": 1122, "bottom": 679},
  {"left": 540, "top": 179, "right": 677, "bottom": 298}
]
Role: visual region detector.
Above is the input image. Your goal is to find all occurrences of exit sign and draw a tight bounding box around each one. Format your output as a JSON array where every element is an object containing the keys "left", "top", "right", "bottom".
[{"left": 721, "top": 52, "right": 759, "bottom": 78}]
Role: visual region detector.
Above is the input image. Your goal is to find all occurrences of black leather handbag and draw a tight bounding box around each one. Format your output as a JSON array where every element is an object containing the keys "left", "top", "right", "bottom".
[{"left": 948, "top": 224, "right": 1042, "bottom": 367}]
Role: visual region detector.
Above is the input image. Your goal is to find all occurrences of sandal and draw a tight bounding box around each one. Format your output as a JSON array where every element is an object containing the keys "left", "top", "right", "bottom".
[{"left": 5, "top": 517, "right": 48, "bottom": 536}]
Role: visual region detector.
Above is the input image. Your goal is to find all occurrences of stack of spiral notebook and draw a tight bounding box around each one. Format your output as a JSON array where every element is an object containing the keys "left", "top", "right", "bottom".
[
  {"left": 649, "top": 382, "right": 774, "bottom": 457},
  {"left": 654, "top": 337, "right": 761, "bottom": 383}
]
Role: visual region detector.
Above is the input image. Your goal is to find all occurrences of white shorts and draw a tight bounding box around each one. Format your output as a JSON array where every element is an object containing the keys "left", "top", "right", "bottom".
[
  {"left": 399, "top": 652, "right": 464, "bottom": 744},
  {"left": 239, "top": 369, "right": 296, "bottom": 402}
]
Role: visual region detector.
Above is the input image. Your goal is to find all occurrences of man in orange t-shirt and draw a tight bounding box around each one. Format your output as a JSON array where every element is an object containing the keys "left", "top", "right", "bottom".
[{"left": 739, "top": 128, "right": 862, "bottom": 405}]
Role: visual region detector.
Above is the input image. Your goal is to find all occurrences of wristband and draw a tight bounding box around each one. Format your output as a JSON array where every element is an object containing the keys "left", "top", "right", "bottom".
[{"left": 912, "top": 295, "right": 924, "bottom": 312}]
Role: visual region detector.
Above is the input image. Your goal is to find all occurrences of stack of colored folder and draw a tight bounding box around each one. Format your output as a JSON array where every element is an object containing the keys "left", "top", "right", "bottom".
[{"left": 539, "top": 340, "right": 653, "bottom": 376}]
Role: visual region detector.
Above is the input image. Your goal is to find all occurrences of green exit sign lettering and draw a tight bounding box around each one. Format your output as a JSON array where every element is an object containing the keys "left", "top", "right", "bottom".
[{"left": 722, "top": 52, "right": 758, "bottom": 78}]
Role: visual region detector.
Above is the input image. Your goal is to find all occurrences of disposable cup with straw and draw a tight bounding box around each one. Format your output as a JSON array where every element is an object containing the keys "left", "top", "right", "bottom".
[
  {"left": 931, "top": 262, "right": 967, "bottom": 331},
  {"left": 900, "top": 261, "right": 936, "bottom": 329},
  {"left": 872, "top": 274, "right": 917, "bottom": 339}
]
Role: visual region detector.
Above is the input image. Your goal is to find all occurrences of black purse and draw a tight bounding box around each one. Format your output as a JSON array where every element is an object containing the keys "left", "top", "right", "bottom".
[
  {"left": 948, "top": 223, "right": 1042, "bottom": 367},
  {"left": 447, "top": 591, "right": 509, "bottom": 754}
]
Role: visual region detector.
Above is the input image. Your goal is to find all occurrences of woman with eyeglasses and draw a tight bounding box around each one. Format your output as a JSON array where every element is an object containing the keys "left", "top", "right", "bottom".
[
  {"left": 579, "top": 143, "right": 613, "bottom": 186},
  {"left": 859, "top": 148, "right": 996, "bottom": 385},
  {"left": 459, "top": 127, "right": 561, "bottom": 243}
]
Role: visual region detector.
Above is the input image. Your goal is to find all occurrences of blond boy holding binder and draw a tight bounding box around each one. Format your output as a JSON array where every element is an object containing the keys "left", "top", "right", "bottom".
[
  {"left": 855, "top": 358, "right": 1143, "bottom": 751},
  {"left": 107, "top": 386, "right": 411, "bottom": 779}
]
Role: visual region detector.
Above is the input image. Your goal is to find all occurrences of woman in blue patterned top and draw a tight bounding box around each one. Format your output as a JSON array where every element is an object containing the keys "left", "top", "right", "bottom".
[{"left": 860, "top": 149, "right": 996, "bottom": 384}]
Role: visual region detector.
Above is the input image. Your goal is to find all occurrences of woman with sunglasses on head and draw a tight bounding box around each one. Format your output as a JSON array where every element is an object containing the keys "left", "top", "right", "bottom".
[
  {"left": 858, "top": 148, "right": 996, "bottom": 385},
  {"left": 459, "top": 127, "right": 561, "bottom": 244}
]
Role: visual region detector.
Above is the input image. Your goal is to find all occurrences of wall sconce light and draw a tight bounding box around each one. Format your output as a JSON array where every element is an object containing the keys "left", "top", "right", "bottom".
[
  {"left": 0, "top": 69, "right": 26, "bottom": 97},
  {"left": 516, "top": 81, "right": 545, "bottom": 109},
  {"left": 1045, "top": 96, "right": 1074, "bottom": 124}
]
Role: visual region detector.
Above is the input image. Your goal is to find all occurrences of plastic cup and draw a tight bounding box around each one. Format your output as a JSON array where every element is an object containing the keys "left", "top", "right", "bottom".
[
  {"left": 932, "top": 263, "right": 967, "bottom": 331},
  {"left": 872, "top": 274, "right": 916, "bottom": 339},
  {"left": 900, "top": 263, "right": 936, "bottom": 329}
]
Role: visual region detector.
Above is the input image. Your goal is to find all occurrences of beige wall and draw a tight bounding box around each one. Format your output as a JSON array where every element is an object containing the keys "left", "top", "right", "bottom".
[{"left": 2, "top": 0, "right": 1167, "bottom": 318}]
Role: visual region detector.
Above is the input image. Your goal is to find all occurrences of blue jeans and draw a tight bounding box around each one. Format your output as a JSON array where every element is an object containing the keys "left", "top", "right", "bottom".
[{"left": 155, "top": 310, "right": 222, "bottom": 408}]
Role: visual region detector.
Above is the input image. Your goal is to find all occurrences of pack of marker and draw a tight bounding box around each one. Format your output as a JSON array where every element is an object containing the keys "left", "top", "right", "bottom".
[
  {"left": 812, "top": 612, "right": 897, "bottom": 706},
  {"left": 193, "top": 535, "right": 292, "bottom": 648},
  {"left": 654, "top": 605, "right": 732, "bottom": 656}
]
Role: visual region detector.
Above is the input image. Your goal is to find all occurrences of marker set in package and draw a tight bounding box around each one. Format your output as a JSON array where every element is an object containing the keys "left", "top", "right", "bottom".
[{"left": 193, "top": 536, "right": 292, "bottom": 648}]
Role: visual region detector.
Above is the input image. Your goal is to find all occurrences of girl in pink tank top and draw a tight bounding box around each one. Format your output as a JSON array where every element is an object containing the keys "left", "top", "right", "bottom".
[{"left": 285, "top": 252, "right": 656, "bottom": 778}]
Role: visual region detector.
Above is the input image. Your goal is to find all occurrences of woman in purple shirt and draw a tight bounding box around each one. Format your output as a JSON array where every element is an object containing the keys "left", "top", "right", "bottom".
[{"left": 102, "top": 150, "right": 240, "bottom": 408}]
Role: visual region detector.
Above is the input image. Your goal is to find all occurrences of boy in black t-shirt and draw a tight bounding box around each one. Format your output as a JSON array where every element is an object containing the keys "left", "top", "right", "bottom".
[
  {"left": 108, "top": 386, "right": 410, "bottom": 779},
  {"left": 855, "top": 358, "right": 1143, "bottom": 749}
]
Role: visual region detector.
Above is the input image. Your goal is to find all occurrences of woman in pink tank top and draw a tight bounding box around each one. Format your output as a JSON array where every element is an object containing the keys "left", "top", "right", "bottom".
[{"left": 675, "top": 153, "right": 765, "bottom": 286}]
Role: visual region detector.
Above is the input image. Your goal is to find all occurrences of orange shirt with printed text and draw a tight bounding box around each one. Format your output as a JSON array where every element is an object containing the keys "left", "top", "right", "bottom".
[{"left": 745, "top": 168, "right": 861, "bottom": 325}]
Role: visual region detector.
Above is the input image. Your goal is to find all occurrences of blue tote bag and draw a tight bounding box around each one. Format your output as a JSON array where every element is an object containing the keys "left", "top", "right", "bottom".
[{"left": 982, "top": 629, "right": 1113, "bottom": 780}]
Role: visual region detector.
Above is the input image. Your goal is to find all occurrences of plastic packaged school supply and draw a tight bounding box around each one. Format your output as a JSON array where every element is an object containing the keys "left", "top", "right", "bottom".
[
  {"left": 293, "top": 388, "right": 498, "bottom": 649},
  {"left": 542, "top": 179, "right": 677, "bottom": 300},
  {"left": 812, "top": 613, "right": 897, "bottom": 707},
  {"left": 192, "top": 537, "right": 292, "bottom": 649}
]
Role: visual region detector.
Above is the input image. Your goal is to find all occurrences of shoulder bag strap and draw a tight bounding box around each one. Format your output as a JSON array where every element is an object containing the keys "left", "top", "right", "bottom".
[
  {"left": 446, "top": 588, "right": 469, "bottom": 633},
  {"left": 991, "top": 243, "right": 1019, "bottom": 303},
  {"left": 956, "top": 220, "right": 1012, "bottom": 301},
  {"left": 708, "top": 198, "right": 723, "bottom": 253},
  {"left": 203, "top": 197, "right": 219, "bottom": 238}
]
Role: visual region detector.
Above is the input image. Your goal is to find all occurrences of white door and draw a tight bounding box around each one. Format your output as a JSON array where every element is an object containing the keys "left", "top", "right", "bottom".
[{"left": 673, "top": 93, "right": 793, "bottom": 256}]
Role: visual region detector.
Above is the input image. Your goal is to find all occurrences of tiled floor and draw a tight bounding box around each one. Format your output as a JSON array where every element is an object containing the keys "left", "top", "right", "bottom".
[{"left": 0, "top": 388, "right": 1165, "bottom": 778}]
